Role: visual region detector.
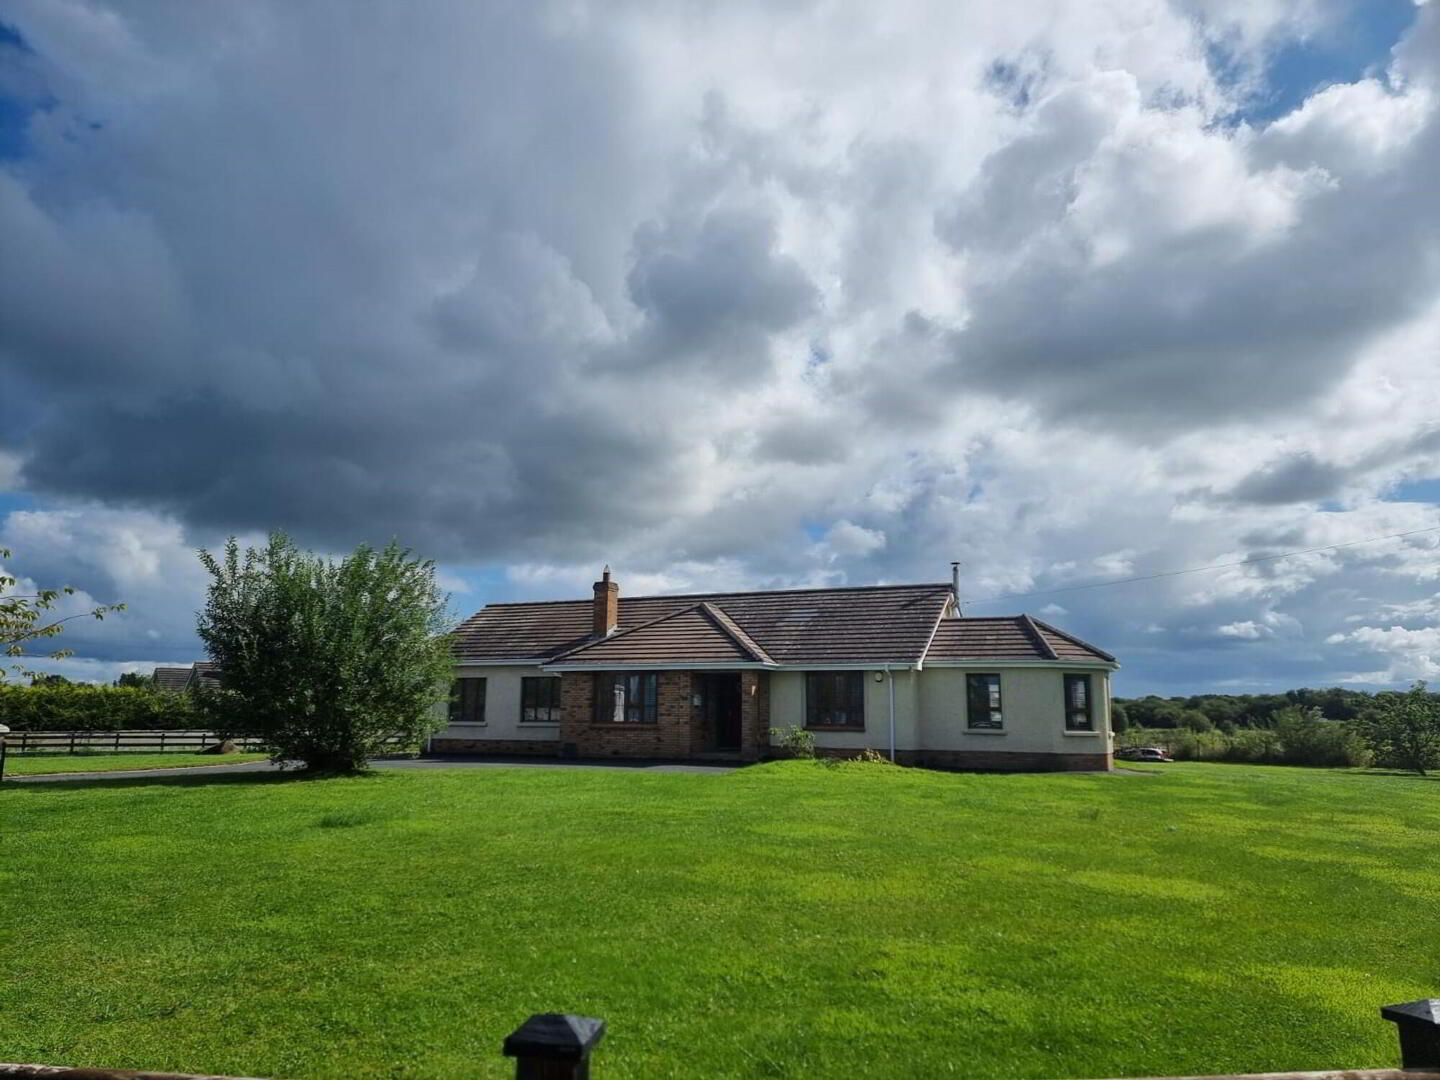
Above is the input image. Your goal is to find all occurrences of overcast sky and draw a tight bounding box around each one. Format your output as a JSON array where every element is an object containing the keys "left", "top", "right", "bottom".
[{"left": 2, "top": 0, "right": 1439, "bottom": 695}]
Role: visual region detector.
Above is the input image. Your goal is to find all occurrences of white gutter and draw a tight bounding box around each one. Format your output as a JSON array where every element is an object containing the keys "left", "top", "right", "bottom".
[
  {"left": 541, "top": 661, "right": 777, "bottom": 673},
  {"left": 924, "top": 659, "right": 1120, "bottom": 671}
]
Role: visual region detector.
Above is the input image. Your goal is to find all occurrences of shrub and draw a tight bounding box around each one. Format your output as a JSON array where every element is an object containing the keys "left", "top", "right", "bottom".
[
  {"left": 770, "top": 725, "right": 816, "bottom": 759},
  {"left": 852, "top": 747, "right": 895, "bottom": 765},
  {"left": 196, "top": 533, "right": 454, "bottom": 773}
]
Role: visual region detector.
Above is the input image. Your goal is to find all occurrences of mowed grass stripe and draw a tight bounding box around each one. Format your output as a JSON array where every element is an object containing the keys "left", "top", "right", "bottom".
[
  {"left": 1, "top": 761, "right": 1436, "bottom": 1079},
  {"left": 4, "top": 752, "right": 270, "bottom": 776}
]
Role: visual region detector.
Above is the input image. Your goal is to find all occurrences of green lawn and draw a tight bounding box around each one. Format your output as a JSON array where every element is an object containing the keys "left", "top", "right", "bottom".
[
  {"left": 2, "top": 761, "right": 1435, "bottom": 1079},
  {"left": 3, "top": 751, "right": 269, "bottom": 776}
]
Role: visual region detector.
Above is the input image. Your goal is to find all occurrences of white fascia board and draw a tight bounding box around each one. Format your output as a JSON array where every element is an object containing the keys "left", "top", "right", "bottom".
[
  {"left": 542, "top": 661, "right": 776, "bottom": 672},
  {"left": 772, "top": 662, "right": 920, "bottom": 671},
  {"left": 924, "top": 659, "right": 1120, "bottom": 671}
]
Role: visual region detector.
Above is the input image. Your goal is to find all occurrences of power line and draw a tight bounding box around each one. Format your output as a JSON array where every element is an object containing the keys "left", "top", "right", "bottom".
[{"left": 963, "top": 524, "right": 1440, "bottom": 607}]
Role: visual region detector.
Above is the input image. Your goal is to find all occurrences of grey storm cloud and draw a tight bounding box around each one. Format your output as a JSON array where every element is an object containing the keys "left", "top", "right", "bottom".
[{"left": 6, "top": 0, "right": 1440, "bottom": 695}]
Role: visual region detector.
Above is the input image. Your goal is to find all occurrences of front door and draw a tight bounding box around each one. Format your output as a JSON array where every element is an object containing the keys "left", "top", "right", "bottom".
[{"left": 703, "top": 674, "right": 743, "bottom": 750}]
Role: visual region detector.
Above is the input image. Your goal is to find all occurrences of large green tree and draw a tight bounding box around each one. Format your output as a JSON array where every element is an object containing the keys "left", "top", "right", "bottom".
[
  {"left": 1361, "top": 681, "right": 1440, "bottom": 776},
  {"left": 196, "top": 532, "right": 454, "bottom": 773},
  {"left": 1, "top": 548, "right": 124, "bottom": 681}
]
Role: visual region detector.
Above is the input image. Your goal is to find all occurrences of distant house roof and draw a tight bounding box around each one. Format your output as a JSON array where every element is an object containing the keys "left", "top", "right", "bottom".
[
  {"left": 453, "top": 582, "right": 1115, "bottom": 668},
  {"left": 186, "top": 661, "right": 223, "bottom": 690},
  {"left": 152, "top": 666, "right": 192, "bottom": 691}
]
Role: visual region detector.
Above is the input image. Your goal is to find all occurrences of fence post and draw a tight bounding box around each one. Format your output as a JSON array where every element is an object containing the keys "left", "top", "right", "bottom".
[
  {"left": 1382, "top": 999, "right": 1440, "bottom": 1069},
  {"left": 503, "top": 1013, "right": 605, "bottom": 1080}
]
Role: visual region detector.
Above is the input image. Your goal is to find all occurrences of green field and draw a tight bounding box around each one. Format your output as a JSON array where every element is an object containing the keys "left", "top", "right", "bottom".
[
  {"left": 3, "top": 751, "right": 270, "bottom": 777},
  {"left": 2, "top": 761, "right": 1435, "bottom": 1079}
]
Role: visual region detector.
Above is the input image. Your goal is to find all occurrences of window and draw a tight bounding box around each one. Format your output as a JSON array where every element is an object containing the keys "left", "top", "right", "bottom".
[
  {"left": 449, "top": 677, "right": 486, "bottom": 725},
  {"left": 805, "top": 672, "right": 865, "bottom": 729},
  {"left": 1064, "top": 674, "right": 1094, "bottom": 731},
  {"left": 594, "top": 672, "right": 658, "bottom": 724},
  {"left": 966, "top": 673, "right": 1003, "bottom": 729},
  {"left": 521, "top": 676, "right": 562, "bottom": 724}
]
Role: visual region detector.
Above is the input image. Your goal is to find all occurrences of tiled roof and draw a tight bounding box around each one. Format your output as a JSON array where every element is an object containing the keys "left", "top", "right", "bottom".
[
  {"left": 187, "top": 661, "right": 223, "bottom": 689},
  {"left": 452, "top": 581, "right": 1116, "bottom": 668},
  {"left": 452, "top": 583, "right": 954, "bottom": 665},
  {"left": 924, "top": 616, "right": 1114, "bottom": 663},
  {"left": 551, "top": 603, "right": 775, "bottom": 666},
  {"left": 152, "top": 666, "right": 192, "bottom": 691}
]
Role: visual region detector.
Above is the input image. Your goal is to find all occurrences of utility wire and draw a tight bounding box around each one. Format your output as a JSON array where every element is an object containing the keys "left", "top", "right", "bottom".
[{"left": 963, "top": 524, "right": 1440, "bottom": 607}]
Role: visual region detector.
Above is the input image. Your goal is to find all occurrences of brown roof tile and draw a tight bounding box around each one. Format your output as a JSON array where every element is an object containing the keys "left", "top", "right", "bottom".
[
  {"left": 550, "top": 603, "right": 772, "bottom": 665},
  {"left": 924, "top": 616, "right": 1113, "bottom": 663}
]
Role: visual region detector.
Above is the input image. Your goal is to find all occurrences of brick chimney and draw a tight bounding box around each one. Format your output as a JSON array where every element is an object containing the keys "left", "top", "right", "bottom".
[{"left": 593, "top": 566, "right": 619, "bottom": 638}]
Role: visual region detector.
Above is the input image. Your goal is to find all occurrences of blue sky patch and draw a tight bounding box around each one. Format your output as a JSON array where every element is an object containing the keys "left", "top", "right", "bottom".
[
  {"left": 1386, "top": 478, "right": 1440, "bottom": 505},
  {"left": 1211, "top": 0, "right": 1416, "bottom": 124},
  {"left": 0, "top": 21, "right": 50, "bottom": 160}
]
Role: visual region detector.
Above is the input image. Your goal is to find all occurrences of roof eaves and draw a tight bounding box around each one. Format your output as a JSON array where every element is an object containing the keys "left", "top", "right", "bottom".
[{"left": 1020, "top": 614, "right": 1060, "bottom": 661}]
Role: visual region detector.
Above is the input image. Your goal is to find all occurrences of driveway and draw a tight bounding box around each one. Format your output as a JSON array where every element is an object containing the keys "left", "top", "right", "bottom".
[{"left": 5, "top": 756, "right": 742, "bottom": 783}]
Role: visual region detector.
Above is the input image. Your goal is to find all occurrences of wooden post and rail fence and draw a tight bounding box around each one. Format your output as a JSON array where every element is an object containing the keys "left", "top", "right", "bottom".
[
  {"left": 0, "top": 730, "right": 267, "bottom": 756},
  {"left": 1, "top": 998, "right": 1437, "bottom": 1080},
  {"left": 0, "top": 730, "right": 415, "bottom": 780}
]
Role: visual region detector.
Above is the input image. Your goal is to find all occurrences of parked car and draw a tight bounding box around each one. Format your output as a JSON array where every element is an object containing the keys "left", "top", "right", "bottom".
[{"left": 1116, "top": 746, "right": 1173, "bottom": 762}]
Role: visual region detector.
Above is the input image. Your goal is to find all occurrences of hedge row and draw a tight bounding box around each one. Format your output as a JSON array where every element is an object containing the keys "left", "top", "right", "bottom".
[
  {"left": 0, "top": 684, "right": 205, "bottom": 731},
  {"left": 1119, "top": 721, "right": 1371, "bottom": 768}
]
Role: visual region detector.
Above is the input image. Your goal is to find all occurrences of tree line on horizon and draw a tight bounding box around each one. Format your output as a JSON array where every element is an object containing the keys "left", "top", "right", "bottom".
[
  {"left": 1115, "top": 684, "right": 1440, "bottom": 774},
  {"left": 1113, "top": 686, "right": 1384, "bottom": 732}
]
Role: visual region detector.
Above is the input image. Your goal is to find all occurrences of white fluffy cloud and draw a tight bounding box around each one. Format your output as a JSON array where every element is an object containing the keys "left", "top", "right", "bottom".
[{"left": 1, "top": 1, "right": 1439, "bottom": 690}]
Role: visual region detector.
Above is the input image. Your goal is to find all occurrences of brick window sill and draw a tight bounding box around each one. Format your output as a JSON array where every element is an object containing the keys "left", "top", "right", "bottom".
[
  {"left": 517, "top": 722, "right": 560, "bottom": 727},
  {"left": 588, "top": 722, "right": 659, "bottom": 728},
  {"left": 1063, "top": 730, "right": 1102, "bottom": 737}
]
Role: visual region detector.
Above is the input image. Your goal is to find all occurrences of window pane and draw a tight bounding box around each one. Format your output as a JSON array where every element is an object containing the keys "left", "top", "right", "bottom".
[
  {"left": 1065, "top": 675, "right": 1093, "bottom": 730},
  {"left": 967, "top": 674, "right": 1002, "bottom": 729},
  {"left": 450, "top": 678, "right": 485, "bottom": 724},
  {"left": 807, "top": 672, "right": 864, "bottom": 728}
]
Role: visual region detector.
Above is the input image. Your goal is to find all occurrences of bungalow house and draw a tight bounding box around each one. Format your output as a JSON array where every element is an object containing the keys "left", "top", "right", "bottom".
[{"left": 432, "top": 569, "right": 1118, "bottom": 771}]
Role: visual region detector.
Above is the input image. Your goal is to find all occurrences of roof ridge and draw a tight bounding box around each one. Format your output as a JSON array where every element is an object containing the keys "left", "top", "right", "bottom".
[
  {"left": 1019, "top": 614, "right": 1060, "bottom": 661},
  {"left": 698, "top": 602, "right": 776, "bottom": 665},
  {"left": 1029, "top": 616, "right": 1117, "bottom": 663},
  {"left": 468, "top": 581, "right": 954, "bottom": 611}
]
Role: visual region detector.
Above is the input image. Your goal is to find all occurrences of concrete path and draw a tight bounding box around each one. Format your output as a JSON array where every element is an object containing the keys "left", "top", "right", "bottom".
[{"left": 5, "top": 756, "right": 741, "bottom": 784}]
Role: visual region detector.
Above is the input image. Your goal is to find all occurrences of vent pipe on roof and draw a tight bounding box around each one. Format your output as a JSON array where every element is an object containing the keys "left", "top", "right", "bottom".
[
  {"left": 950, "top": 562, "right": 963, "bottom": 618},
  {"left": 593, "top": 566, "right": 619, "bottom": 638}
]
